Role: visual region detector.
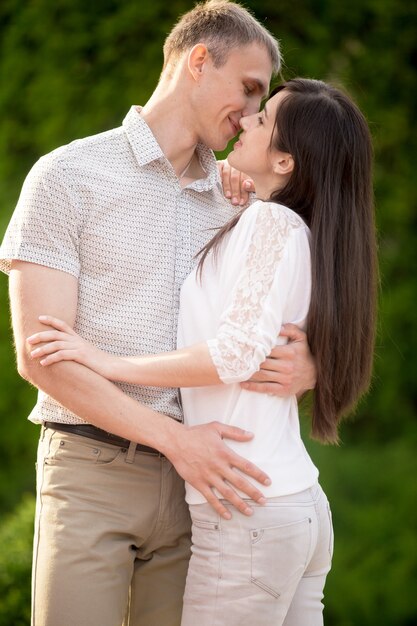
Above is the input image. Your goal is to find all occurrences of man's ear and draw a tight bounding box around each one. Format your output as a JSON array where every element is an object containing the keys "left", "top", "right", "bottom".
[
  {"left": 187, "top": 43, "right": 210, "bottom": 81},
  {"left": 273, "top": 153, "right": 294, "bottom": 176}
]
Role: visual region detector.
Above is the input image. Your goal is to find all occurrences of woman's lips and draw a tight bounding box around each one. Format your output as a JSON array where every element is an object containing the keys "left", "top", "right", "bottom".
[{"left": 233, "top": 139, "right": 242, "bottom": 149}]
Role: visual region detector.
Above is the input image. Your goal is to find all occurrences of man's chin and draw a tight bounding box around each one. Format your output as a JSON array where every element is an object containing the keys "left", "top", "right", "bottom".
[{"left": 211, "top": 136, "right": 234, "bottom": 153}]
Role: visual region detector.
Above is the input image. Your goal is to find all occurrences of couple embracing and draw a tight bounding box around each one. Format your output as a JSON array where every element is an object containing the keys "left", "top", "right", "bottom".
[{"left": 0, "top": 1, "right": 377, "bottom": 625}]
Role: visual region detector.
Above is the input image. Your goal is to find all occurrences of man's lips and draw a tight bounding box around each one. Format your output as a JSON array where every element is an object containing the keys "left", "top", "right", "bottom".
[{"left": 228, "top": 117, "right": 240, "bottom": 135}]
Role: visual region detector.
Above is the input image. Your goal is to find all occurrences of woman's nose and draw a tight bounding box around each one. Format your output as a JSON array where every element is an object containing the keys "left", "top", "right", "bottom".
[
  {"left": 239, "top": 115, "right": 250, "bottom": 130},
  {"left": 240, "top": 112, "right": 259, "bottom": 131}
]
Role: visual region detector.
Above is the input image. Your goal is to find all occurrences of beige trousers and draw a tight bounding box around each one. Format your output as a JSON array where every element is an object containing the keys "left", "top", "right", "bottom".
[
  {"left": 182, "top": 484, "right": 333, "bottom": 626},
  {"left": 32, "top": 426, "right": 191, "bottom": 626}
]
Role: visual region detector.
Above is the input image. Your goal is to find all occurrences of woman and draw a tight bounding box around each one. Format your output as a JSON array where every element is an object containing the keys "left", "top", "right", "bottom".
[{"left": 28, "top": 78, "right": 378, "bottom": 625}]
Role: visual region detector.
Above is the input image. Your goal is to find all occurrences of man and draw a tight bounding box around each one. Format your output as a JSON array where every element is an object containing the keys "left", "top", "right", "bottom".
[{"left": 0, "top": 2, "right": 315, "bottom": 625}]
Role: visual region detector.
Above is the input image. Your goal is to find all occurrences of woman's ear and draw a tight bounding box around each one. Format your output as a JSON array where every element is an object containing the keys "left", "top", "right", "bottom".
[
  {"left": 273, "top": 152, "right": 294, "bottom": 176},
  {"left": 187, "top": 44, "right": 210, "bottom": 81}
]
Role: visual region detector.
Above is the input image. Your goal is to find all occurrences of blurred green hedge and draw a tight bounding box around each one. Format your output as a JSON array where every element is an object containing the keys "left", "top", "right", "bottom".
[{"left": 0, "top": 495, "right": 33, "bottom": 626}]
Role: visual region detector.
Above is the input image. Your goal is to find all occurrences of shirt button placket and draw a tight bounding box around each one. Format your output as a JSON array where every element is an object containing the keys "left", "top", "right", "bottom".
[{"left": 172, "top": 191, "right": 192, "bottom": 348}]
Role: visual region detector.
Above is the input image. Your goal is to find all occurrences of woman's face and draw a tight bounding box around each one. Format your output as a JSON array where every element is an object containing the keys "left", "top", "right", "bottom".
[{"left": 227, "top": 89, "right": 291, "bottom": 198}]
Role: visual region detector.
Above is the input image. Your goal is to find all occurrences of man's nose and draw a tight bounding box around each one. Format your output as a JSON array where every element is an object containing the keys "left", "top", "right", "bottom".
[{"left": 242, "top": 95, "right": 262, "bottom": 118}]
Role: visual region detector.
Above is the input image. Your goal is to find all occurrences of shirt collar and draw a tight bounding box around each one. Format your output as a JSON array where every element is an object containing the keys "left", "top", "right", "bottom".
[
  {"left": 123, "top": 106, "right": 165, "bottom": 166},
  {"left": 190, "top": 143, "right": 221, "bottom": 193},
  {"left": 123, "top": 106, "right": 221, "bottom": 192}
]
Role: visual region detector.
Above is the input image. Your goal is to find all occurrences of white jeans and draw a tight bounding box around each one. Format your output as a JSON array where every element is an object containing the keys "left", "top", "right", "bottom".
[{"left": 181, "top": 484, "right": 333, "bottom": 626}]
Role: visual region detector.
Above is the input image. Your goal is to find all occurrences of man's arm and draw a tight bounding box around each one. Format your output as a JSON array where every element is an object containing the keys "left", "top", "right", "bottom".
[{"left": 10, "top": 260, "right": 271, "bottom": 519}]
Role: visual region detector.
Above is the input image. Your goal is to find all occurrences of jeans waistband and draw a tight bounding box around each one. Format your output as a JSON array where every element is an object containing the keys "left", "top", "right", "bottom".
[{"left": 43, "top": 421, "right": 164, "bottom": 457}]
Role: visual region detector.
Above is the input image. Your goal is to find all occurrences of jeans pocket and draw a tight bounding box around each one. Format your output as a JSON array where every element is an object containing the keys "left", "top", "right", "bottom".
[
  {"left": 250, "top": 516, "right": 312, "bottom": 598},
  {"left": 185, "top": 515, "right": 222, "bottom": 603},
  {"left": 191, "top": 518, "right": 221, "bottom": 569}
]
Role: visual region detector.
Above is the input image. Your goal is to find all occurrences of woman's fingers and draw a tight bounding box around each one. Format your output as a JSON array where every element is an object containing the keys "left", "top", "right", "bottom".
[
  {"left": 27, "top": 330, "right": 69, "bottom": 345},
  {"left": 229, "top": 166, "right": 244, "bottom": 205},
  {"left": 38, "top": 315, "right": 75, "bottom": 334},
  {"left": 219, "top": 159, "right": 254, "bottom": 206},
  {"left": 30, "top": 340, "right": 71, "bottom": 358},
  {"left": 27, "top": 317, "right": 77, "bottom": 348},
  {"left": 39, "top": 350, "right": 77, "bottom": 366}
]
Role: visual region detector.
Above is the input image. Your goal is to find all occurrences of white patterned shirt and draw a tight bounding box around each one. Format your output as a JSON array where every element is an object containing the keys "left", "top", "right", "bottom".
[
  {"left": 0, "top": 106, "right": 235, "bottom": 424},
  {"left": 178, "top": 200, "right": 319, "bottom": 502}
]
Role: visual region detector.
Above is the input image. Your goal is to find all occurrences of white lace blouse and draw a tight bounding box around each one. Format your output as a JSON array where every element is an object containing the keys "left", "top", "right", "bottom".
[{"left": 177, "top": 199, "right": 319, "bottom": 504}]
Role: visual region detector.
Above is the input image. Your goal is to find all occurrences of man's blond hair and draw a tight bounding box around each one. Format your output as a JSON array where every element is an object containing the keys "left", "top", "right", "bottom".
[{"left": 163, "top": 0, "right": 281, "bottom": 74}]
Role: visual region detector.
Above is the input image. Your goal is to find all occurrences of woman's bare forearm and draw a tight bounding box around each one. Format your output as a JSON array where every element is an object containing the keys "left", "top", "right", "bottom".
[{"left": 112, "top": 343, "right": 222, "bottom": 387}]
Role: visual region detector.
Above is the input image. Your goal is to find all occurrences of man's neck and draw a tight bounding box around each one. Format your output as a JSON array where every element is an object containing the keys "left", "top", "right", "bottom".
[{"left": 141, "top": 83, "right": 205, "bottom": 183}]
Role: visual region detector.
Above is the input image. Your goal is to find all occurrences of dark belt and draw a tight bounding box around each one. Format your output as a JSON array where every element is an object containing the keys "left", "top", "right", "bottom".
[{"left": 43, "top": 421, "right": 164, "bottom": 457}]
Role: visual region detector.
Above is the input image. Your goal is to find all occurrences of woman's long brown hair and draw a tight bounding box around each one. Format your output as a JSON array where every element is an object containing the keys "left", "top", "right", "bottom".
[{"left": 198, "top": 78, "right": 378, "bottom": 443}]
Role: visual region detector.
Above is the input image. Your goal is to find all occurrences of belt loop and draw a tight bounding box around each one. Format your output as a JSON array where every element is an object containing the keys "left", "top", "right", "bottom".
[{"left": 126, "top": 441, "right": 137, "bottom": 464}]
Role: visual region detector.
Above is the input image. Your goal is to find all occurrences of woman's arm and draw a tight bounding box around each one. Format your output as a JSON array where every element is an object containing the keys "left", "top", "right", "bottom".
[
  {"left": 29, "top": 203, "right": 310, "bottom": 391},
  {"left": 118, "top": 344, "right": 222, "bottom": 386},
  {"left": 28, "top": 315, "right": 222, "bottom": 387}
]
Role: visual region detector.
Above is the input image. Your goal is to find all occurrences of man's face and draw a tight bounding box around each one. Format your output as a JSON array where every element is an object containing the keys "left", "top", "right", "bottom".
[{"left": 192, "top": 43, "right": 273, "bottom": 151}]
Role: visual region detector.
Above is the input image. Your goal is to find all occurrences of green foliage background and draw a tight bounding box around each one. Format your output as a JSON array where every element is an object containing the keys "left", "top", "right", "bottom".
[{"left": 0, "top": 0, "right": 416, "bottom": 624}]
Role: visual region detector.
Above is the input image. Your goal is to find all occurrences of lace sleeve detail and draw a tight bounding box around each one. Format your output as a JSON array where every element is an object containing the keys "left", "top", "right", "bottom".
[{"left": 207, "top": 203, "right": 306, "bottom": 383}]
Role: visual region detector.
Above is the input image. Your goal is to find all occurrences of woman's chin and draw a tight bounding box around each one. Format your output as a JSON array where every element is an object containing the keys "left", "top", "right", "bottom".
[{"left": 226, "top": 153, "right": 240, "bottom": 169}]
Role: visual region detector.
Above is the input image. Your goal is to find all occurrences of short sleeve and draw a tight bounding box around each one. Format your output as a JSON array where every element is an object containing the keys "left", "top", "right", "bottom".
[
  {"left": 207, "top": 202, "right": 310, "bottom": 384},
  {"left": 0, "top": 153, "right": 81, "bottom": 277}
]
